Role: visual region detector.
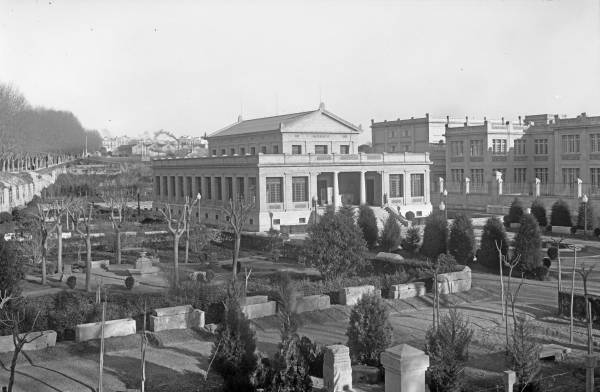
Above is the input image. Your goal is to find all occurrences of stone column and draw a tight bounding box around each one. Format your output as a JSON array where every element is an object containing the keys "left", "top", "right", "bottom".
[
  {"left": 503, "top": 370, "right": 516, "bottom": 392},
  {"left": 578, "top": 178, "right": 583, "bottom": 198},
  {"left": 332, "top": 171, "right": 340, "bottom": 209},
  {"left": 221, "top": 175, "right": 227, "bottom": 202},
  {"left": 586, "top": 355, "right": 597, "bottom": 392},
  {"left": 498, "top": 178, "right": 503, "bottom": 196},
  {"left": 381, "top": 171, "right": 388, "bottom": 206},
  {"left": 192, "top": 176, "right": 199, "bottom": 198},
  {"left": 162, "top": 176, "right": 168, "bottom": 201},
  {"left": 535, "top": 178, "right": 541, "bottom": 197},
  {"left": 323, "top": 345, "right": 352, "bottom": 392},
  {"left": 231, "top": 175, "right": 238, "bottom": 201},
  {"left": 380, "top": 344, "right": 429, "bottom": 392},
  {"left": 175, "top": 176, "right": 181, "bottom": 202},
  {"left": 359, "top": 170, "right": 366, "bottom": 205},
  {"left": 465, "top": 177, "right": 470, "bottom": 194},
  {"left": 182, "top": 176, "right": 189, "bottom": 200}
]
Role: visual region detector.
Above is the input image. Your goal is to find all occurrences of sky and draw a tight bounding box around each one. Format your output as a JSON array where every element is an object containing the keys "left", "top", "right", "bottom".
[{"left": 1, "top": 0, "right": 599, "bottom": 144}]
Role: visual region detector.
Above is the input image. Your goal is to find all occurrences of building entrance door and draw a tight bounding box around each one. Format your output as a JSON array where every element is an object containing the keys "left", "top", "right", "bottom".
[
  {"left": 366, "top": 178, "right": 375, "bottom": 205},
  {"left": 317, "top": 180, "right": 328, "bottom": 205}
]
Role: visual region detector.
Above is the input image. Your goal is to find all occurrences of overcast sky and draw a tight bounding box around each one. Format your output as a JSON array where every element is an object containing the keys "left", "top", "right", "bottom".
[{"left": 1, "top": 0, "right": 599, "bottom": 143}]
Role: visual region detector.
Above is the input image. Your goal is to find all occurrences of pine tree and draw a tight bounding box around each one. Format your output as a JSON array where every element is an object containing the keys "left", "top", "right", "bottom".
[
  {"left": 478, "top": 217, "right": 508, "bottom": 271},
  {"left": 401, "top": 226, "right": 421, "bottom": 254},
  {"left": 358, "top": 205, "right": 379, "bottom": 250},
  {"left": 507, "top": 198, "right": 524, "bottom": 224},
  {"left": 513, "top": 213, "right": 542, "bottom": 271},
  {"left": 380, "top": 214, "right": 401, "bottom": 252},
  {"left": 550, "top": 199, "right": 572, "bottom": 227},
  {"left": 448, "top": 213, "right": 475, "bottom": 264},
  {"left": 303, "top": 208, "right": 368, "bottom": 280},
  {"left": 421, "top": 211, "right": 448, "bottom": 259},
  {"left": 530, "top": 199, "right": 547, "bottom": 227}
]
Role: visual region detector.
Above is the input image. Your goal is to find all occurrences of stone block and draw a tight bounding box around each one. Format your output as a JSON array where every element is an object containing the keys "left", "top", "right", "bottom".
[
  {"left": 189, "top": 271, "right": 207, "bottom": 282},
  {"left": 323, "top": 345, "right": 352, "bottom": 392},
  {"left": 293, "top": 295, "right": 331, "bottom": 313},
  {"left": 389, "top": 282, "right": 426, "bottom": 299},
  {"left": 90, "top": 260, "right": 109, "bottom": 269},
  {"left": 539, "top": 344, "right": 571, "bottom": 361},
  {"left": 150, "top": 305, "right": 204, "bottom": 331},
  {"left": 241, "top": 301, "right": 277, "bottom": 319},
  {"left": 75, "top": 318, "right": 136, "bottom": 342},
  {"left": 0, "top": 330, "right": 57, "bottom": 353},
  {"left": 552, "top": 226, "right": 572, "bottom": 235},
  {"left": 339, "top": 285, "right": 376, "bottom": 306},
  {"left": 381, "top": 344, "right": 429, "bottom": 392},
  {"left": 242, "top": 295, "right": 269, "bottom": 306},
  {"left": 352, "top": 364, "right": 380, "bottom": 384},
  {"left": 437, "top": 266, "right": 472, "bottom": 295}
]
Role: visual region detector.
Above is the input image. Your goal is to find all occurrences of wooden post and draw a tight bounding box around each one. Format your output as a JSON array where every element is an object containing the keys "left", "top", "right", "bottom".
[
  {"left": 570, "top": 248, "right": 577, "bottom": 344},
  {"left": 141, "top": 302, "right": 147, "bottom": 392},
  {"left": 98, "top": 301, "right": 106, "bottom": 392}
]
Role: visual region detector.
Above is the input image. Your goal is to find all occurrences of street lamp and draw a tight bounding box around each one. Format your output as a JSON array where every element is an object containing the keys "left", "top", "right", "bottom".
[
  {"left": 312, "top": 195, "right": 318, "bottom": 225},
  {"left": 442, "top": 189, "right": 448, "bottom": 220},
  {"left": 582, "top": 194, "right": 589, "bottom": 238},
  {"left": 196, "top": 193, "right": 202, "bottom": 223},
  {"left": 269, "top": 211, "right": 274, "bottom": 230},
  {"left": 439, "top": 200, "right": 446, "bottom": 220}
]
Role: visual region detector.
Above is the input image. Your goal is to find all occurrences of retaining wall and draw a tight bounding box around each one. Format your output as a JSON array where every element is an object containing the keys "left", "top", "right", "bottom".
[
  {"left": 388, "top": 282, "right": 426, "bottom": 299},
  {"left": 75, "top": 318, "right": 136, "bottom": 342},
  {"left": 150, "top": 305, "right": 205, "bottom": 332},
  {"left": 436, "top": 265, "right": 472, "bottom": 295},
  {"left": 241, "top": 296, "right": 277, "bottom": 319},
  {"left": 0, "top": 330, "right": 57, "bottom": 353},
  {"left": 339, "top": 285, "right": 379, "bottom": 306},
  {"left": 293, "top": 294, "right": 331, "bottom": 313}
]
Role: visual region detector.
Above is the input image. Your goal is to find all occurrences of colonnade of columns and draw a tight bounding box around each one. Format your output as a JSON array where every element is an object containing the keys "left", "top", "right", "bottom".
[{"left": 156, "top": 174, "right": 256, "bottom": 204}]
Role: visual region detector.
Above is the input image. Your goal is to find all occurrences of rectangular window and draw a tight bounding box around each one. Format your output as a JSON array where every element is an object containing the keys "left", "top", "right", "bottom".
[
  {"left": 155, "top": 176, "right": 161, "bottom": 195},
  {"left": 215, "top": 177, "right": 222, "bottom": 200},
  {"left": 562, "top": 168, "right": 580, "bottom": 185},
  {"left": 450, "top": 141, "right": 464, "bottom": 157},
  {"left": 250, "top": 147, "right": 256, "bottom": 155},
  {"left": 266, "top": 177, "right": 283, "bottom": 203},
  {"left": 514, "top": 168, "right": 527, "bottom": 183},
  {"left": 451, "top": 169, "right": 464, "bottom": 184},
  {"left": 492, "top": 139, "right": 507, "bottom": 154},
  {"left": 340, "top": 145, "right": 350, "bottom": 154},
  {"left": 237, "top": 177, "right": 245, "bottom": 198},
  {"left": 315, "top": 145, "right": 328, "bottom": 154},
  {"left": 562, "top": 135, "right": 580, "bottom": 153},
  {"left": 273, "top": 145, "right": 279, "bottom": 154},
  {"left": 292, "top": 177, "right": 308, "bottom": 202},
  {"left": 226, "top": 177, "right": 233, "bottom": 200},
  {"left": 410, "top": 174, "right": 424, "bottom": 197},
  {"left": 261, "top": 146, "right": 267, "bottom": 154},
  {"left": 292, "top": 145, "right": 302, "bottom": 155},
  {"left": 240, "top": 147, "right": 246, "bottom": 155},
  {"left": 389, "top": 130, "right": 396, "bottom": 138},
  {"left": 205, "top": 177, "right": 212, "bottom": 200},
  {"left": 390, "top": 145, "right": 396, "bottom": 152},
  {"left": 221, "top": 149, "right": 226, "bottom": 156},
  {"left": 591, "top": 135, "right": 600, "bottom": 153},
  {"left": 389, "top": 174, "right": 404, "bottom": 198},
  {"left": 591, "top": 168, "right": 600, "bottom": 186},
  {"left": 470, "top": 169, "right": 484, "bottom": 185},
  {"left": 230, "top": 148, "right": 236, "bottom": 156},
  {"left": 469, "top": 140, "right": 483, "bottom": 156},
  {"left": 403, "top": 145, "right": 410, "bottom": 152},
  {"left": 514, "top": 139, "right": 526, "bottom": 155},
  {"left": 492, "top": 168, "right": 506, "bottom": 180},
  {"left": 212, "top": 149, "right": 217, "bottom": 156},
  {"left": 534, "top": 139, "right": 548, "bottom": 155},
  {"left": 248, "top": 177, "right": 256, "bottom": 200},
  {"left": 534, "top": 168, "right": 548, "bottom": 184}
]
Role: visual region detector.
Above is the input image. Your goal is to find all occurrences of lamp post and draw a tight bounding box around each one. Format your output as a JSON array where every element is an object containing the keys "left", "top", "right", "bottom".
[
  {"left": 583, "top": 194, "right": 589, "bottom": 238},
  {"left": 439, "top": 200, "right": 446, "bottom": 220},
  {"left": 269, "top": 211, "right": 274, "bottom": 231},
  {"left": 442, "top": 189, "right": 448, "bottom": 220},
  {"left": 196, "top": 192, "right": 202, "bottom": 223},
  {"left": 312, "top": 195, "right": 318, "bottom": 225}
]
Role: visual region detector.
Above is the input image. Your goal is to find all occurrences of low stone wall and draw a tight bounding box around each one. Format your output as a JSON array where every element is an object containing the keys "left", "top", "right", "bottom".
[
  {"left": 241, "top": 296, "right": 277, "bottom": 319},
  {"left": 150, "top": 305, "right": 205, "bottom": 332},
  {"left": 293, "top": 294, "right": 331, "bottom": 313},
  {"left": 436, "top": 266, "right": 471, "bottom": 295},
  {"left": 0, "top": 330, "right": 57, "bottom": 353},
  {"left": 75, "top": 318, "right": 136, "bottom": 342},
  {"left": 388, "top": 282, "right": 426, "bottom": 299},
  {"left": 339, "top": 285, "right": 379, "bottom": 306},
  {"left": 552, "top": 226, "right": 572, "bottom": 235}
]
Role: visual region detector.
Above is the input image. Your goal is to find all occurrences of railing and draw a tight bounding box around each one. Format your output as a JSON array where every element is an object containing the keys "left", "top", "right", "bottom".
[{"left": 503, "top": 182, "right": 531, "bottom": 195}]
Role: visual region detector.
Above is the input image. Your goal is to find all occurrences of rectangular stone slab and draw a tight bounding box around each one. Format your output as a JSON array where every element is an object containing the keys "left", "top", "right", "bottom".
[
  {"left": 390, "top": 282, "right": 426, "bottom": 299},
  {"left": 241, "top": 301, "right": 277, "bottom": 319},
  {"left": 75, "top": 318, "right": 136, "bottom": 342},
  {"left": 293, "top": 295, "right": 331, "bottom": 313},
  {"left": 339, "top": 285, "right": 376, "bottom": 306},
  {"left": 539, "top": 344, "right": 571, "bottom": 361},
  {"left": 150, "top": 309, "right": 205, "bottom": 331},
  {"left": 242, "top": 295, "right": 269, "bottom": 306},
  {"left": 152, "top": 305, "right": 194, "bottom": 317},
  {"left": 90, "top": 260, "right": 109, "bottom": 269},
  {"left": 0, "top": 330, "right": 57, "bottom": 353}
]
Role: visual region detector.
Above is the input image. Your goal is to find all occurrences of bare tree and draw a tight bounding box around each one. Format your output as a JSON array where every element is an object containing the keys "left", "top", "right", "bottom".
[
  {"left": 103, "top": 190, "right": 131, "bottom": 265},
  {"left": 0, "top": 305, "right": 42, "bottom": 392},
  {"left": 495, "top": 240, "right": 506, "bottom": 320},
  {"left": 159, "top": 203, "right": 187, "bottom": 286},
  {"left": 220, "top": 196, "right": 255, "bottom": 281},
  {"left": 184, "top": 194, "right": 201, "bottom": 264},
  {"left": 577, "top": 264, "right": 595, "bottom": 354},
  {"left": 569, "top": 245, "right": 579, "bottom": 344},
  {"left": 73, "top": 200, "right": 95, "bottom": 291}
]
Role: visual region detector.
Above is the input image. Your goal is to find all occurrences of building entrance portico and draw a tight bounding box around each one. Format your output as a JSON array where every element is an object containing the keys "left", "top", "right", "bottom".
[{"left": 316, "top": 170, "right": 383, "bottom": 207}]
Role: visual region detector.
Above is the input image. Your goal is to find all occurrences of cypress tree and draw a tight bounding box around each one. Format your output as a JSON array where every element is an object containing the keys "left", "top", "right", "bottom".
[
  {"left": 380, "top": 214, "right": 401, "bottom": 252},
  {"left": 530, "top": 199, "right": 547, "bottom": 227},
  {"left": 448, "top": 213, "right": 475, "bottom": 264},
  {"left": 357, "top": 205, "right": 379, "bottom": 250},
  {"left": 421, "top": 211, "right": 448, "bottom": 259},
  {"left": 513, "top": 213, "right": 542, "bottom": 271},
  {"left": 478, "top": 216, "right": 508, "bottom": 271}
]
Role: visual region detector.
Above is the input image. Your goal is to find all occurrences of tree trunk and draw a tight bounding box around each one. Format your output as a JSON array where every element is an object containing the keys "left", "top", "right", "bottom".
[
  {"left": 57, "top": 224, "right": 63, "bottom": 274},
  {"left": 185, "top": 227, "right": 190, "bottom": 264},
  {"left": 570, "top": 249, "right": 577, "bottom": 344},
  {"left": 41, "top": 255, "right": 47, "bottom": 286},
  {"left": 115, "top": 227, "right": 121, "bottom": 265},
  {"left": 173, "top": 234, "right": 180, "bottom": 286},
  {"left": 8, "top": 340, "right": 24, "bottom": 392},
  {"left": 86, "top": 236, "right": 92, "bottom": 292},
  {"left": 232, "top": 233, "right": 241, "bottom": 281}
]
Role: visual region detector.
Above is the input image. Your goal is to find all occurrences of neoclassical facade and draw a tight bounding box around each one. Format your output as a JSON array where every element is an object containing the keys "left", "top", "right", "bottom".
[{"left": 152, "top": 105, "right": 433, "bottom": 232}]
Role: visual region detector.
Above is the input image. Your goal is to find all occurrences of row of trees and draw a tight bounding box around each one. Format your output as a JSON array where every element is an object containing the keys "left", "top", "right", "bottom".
[
  {"left": 506, "top": 197, "right": 595, "bottom": 231},
  {"left": 0, "top": 82, "right": 102, "bottom": 158}
]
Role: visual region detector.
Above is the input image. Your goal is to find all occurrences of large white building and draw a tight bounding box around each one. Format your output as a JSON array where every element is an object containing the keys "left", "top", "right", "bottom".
[{"left": 152, "top": 104, "right": 433, "bottom": 232}]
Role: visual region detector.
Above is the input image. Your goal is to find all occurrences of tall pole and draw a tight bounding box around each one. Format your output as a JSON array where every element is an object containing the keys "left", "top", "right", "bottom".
[
  {"left": 570, "top": 247, "right": 577, "bottom": 344},
  {"left": 98, "top": 301, "right": 106, "bottom": 392}
]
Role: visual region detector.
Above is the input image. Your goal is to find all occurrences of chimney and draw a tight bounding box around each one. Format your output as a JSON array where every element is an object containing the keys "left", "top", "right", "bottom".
[
  {"left": 371, "top": 119, "right": 374, "bottom": 125},
  {"left": 465, "top": 116, "right": 468, "bottom": 125},
  {"left": 237, "top": 115, "right": 243, "bottom": 123},
  {"left": 446, "top": 115, "right": 449, "bottom": 124},
  {"left": 518, "top": 116, "right": 522, "bottom": 125},
  {"left": 319, "top": 102, "right": 325, "bottom": 111}
]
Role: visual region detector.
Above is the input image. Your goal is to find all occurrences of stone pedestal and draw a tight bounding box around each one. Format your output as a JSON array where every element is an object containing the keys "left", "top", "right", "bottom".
[
  {"left": 323, "top": 345, "right": 352, "bottom": 392},
  {"left": 503, "top": 370, "right": 516, "bottom": 392},
  {"left": 380, "top": 344, "right": 429, "bottom": 392}
]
